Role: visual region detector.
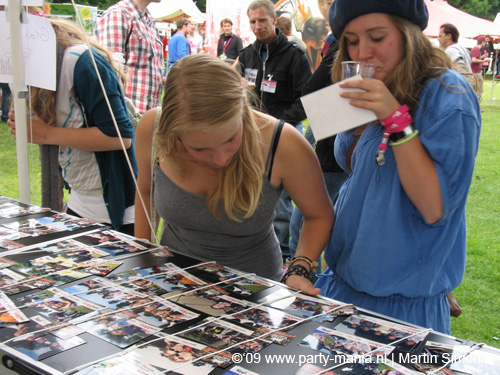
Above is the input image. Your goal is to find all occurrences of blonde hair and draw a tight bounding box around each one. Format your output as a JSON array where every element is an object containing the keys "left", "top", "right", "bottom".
[
  {"left": 331, "top": 15, "right": 451, "bottom": 110},
  {"left": 30, "top": 18, "right": 124, "bottom": 125},
  {"left": 156, "top": 54, "right": 265, "bottom": 221}
]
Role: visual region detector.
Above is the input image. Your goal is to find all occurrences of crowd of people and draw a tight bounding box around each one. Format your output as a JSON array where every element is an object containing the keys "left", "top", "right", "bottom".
[{"left": 4, "top": 0, "right": 483, "bottom": 336}]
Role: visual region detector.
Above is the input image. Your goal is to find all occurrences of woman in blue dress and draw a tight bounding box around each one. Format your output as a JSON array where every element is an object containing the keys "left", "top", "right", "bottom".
[{"left": 311, "top": 0, "right": 481, "bottom": 334}]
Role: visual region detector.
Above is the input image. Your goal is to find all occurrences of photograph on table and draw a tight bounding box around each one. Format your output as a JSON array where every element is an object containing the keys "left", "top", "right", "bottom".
[
  {"left": 262, "top": 289, "right": 355, "bottom": 323},
  {"left": 0, "top": 268, "right": 58, "bottom": 295},
  {"left": 1, "top": 219, "right": 55, "bottom": 237},
  {"left": 6, "top": 331, "right": 86, "bottom": 361},
  {"left": 0, "top": 258, "right": 17, "bottom": 269},
  {"left": 0, "top": 239, "right": 25, "bottom": 251},
  {"left": 1, "top": 213, "right": 98, "bottom": 239},
  {"left": 328, "top": 360, "right": 417, "bottom": 375},
  {"left": 0, "top": 226, "right": 31, "bottom": 242},
  {"left": 107, "top": 269, "right": 169, "bottom": 296},
  {"left": 77, "top": 311, "right": 160, "bottom": 348},
  {"left": 252, "top": 327, "right": 295, "bottom": 346},
  {"left": 10, "top": 255, "right": 79, "bottom": 276},
  {"left": 450, "top": 343, "right": 500, "bottom": 375},
  {"left": 294, "top": 364, "right": 335, "bottom": 375},
  {"left": 36, "top": 213, "right": 97, "bottom": 232},
  {"left": 44, "top": 269, "right": 92, "bottom": 286},
  {"left": 74, "top": 354, "right": 164, "bottom": 375},
  {"left": 169, "top": 291, "right": 248, "bottom": 317},
  {"left": 0, "top": 290, "right": 29, "bottom": 324},
  {"left": 299, "top": 325, "right": 394, "bottom": 359},
  {"left": 223, "top": 366, "right": 263, "bottom": 375},
  {"left": 0, "top": 314, "right": 84, "bottom": 342},
  {"left": 43, "top": 240, "right": 110, "bottom": 262},
  {"left": 186, "top": 263, "right": 274, "bottom": 296},
  {"left": 64, "top": 278, "right": 147, "bottom": 310},
  {"left": 179, "top": 317, "right": 270, "bottom": 354},
  {"left": 0, "top": 318, "right": 46, "bottom": 342},
  {"left": 0, "top": 200, "right": 49, "bottom": 219},
  {"left": 128, "top": 295, "right": 199, "bottom": 328},
  {"left": 127, "top": 332, "right": 226, "bottom": 375},
  {"left": 223, "top": 301, "right": 302, "bottom": 331},
  {"left": 17, "top": 288, "right": 100, "bottom": 324},
  {"left": 334, "top": 314, "right": 429, "bottom": 353},
  {"left": 75, "top": 259, "right": 122, "bottom": 277},
  {"left": 73, "top": 229, "right": 156, "bottom": 255},
  {"left": 136, "top": 263, "right": 207, "bottom": 295}
]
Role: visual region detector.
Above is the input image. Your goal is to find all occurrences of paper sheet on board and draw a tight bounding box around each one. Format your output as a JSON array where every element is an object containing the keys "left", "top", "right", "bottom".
[
  {"left": 0, "top": 12, "right": 56, "bottom": 90},
  {"left": 300, "top": 75, "right": 377, "bottom": 141}
]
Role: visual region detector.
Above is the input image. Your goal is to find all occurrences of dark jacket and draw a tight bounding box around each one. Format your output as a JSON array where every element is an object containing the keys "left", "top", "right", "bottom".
[
  {"left": 217, "top": 33, "right": 243, "bottom": 60},
  {"left": 302, "top": 37, "right": 343, "bottom": 174},
  {"left": 239, "top": 28, "right": 311, "bottom": 125}
]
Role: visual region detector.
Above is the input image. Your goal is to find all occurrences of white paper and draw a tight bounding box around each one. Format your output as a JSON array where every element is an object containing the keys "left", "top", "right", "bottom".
[
  {"left": 0, "top": 12, "right": 56, "bottom": 90},
  {"left": 300, "top": 75, "right": 377, "bottom": 141}
]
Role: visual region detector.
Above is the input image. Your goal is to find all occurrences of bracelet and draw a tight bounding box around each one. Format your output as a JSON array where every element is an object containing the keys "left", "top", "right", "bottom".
[
  {"left": 381, "top": 105, "right": 412, "bottom": 134},
  {"left": 288, "top": 256, "right": 318, "bottom": 273},
  {"left": 390, "top": 130, "right": 419, "bottom": 146},
  {"left": 281, "top": 264, "right": 312, "bottom": 284},
  {"left": 389, "top": 125, "right": 414, "bottom": 143}
]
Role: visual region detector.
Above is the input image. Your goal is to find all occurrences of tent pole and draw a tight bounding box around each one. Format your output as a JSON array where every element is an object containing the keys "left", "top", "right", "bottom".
[
  {"left": 490, "top": 47, "right": 497, "bottom": 105},
  {"left": 8, "top": 0, "right": 31, "bottom": 204}
]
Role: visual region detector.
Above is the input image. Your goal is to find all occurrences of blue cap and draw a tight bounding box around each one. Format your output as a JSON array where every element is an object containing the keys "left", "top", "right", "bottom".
[{"left": 329, "top": 0, "right": 429, "bottom": 40}]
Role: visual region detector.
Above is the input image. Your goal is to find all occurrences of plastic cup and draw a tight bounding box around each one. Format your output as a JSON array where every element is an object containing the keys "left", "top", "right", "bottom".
[{"left": 342, "top": 61, "right": 376, "bottom": 79}]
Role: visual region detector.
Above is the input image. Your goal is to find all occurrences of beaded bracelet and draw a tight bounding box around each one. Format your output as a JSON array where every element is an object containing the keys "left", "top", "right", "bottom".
[
  {"left": 287, "top": 256, "right": 318, "bottom": 273},
  {"left": 281, "top": 264, "right": 312, "bottom": 284}
]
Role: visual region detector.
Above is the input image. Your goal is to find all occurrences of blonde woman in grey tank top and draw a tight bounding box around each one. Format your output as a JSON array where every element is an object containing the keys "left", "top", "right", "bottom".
[{"left": 134, "top": 55, "right": 333, "bottom": 293}]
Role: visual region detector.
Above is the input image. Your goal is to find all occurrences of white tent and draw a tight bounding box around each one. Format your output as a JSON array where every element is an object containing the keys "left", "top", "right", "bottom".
[
  {"left": 148, "top": 0, "right": 205, "bottom": 23},
  {"left": 423, "top": 0, "right": 494, "bottom": 38}
]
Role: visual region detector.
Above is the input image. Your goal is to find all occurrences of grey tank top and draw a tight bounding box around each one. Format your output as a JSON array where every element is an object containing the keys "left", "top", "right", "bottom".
[{"left": 154, "top": 122, "right": 284, "bottom": 281}]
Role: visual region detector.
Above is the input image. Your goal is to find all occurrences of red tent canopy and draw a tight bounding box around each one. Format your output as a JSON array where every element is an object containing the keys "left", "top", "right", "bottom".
[{"left": 423, "top": 0, "right": 497, "bottom": 39}]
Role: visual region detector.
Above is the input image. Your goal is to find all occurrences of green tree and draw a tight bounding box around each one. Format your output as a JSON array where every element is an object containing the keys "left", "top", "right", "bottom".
[
  {"left": 48, "top": 0, "right": 115, "bottom": 10},
  {"left": 48, "top": 0, "right": 205, "bottom": 13},
  {"left": 195, "top": 0, "right": 206, "bottom": 13},
  {"left": 448, "top": 0, "right": 500, "bottom": 20}
]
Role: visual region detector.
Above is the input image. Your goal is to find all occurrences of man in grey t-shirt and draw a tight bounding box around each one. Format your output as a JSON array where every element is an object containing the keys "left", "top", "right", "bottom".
[{"left": 438, "top": 23, "right": 472, "bottom": 70}]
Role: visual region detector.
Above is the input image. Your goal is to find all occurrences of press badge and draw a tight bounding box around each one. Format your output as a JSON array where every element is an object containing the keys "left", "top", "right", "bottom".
[{"left": 261, "top": 79, "right": 277, "bottom": 93}]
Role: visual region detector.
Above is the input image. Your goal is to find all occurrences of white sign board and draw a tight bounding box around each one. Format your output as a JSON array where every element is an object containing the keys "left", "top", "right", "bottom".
[{"left": 0, "top": 11, "right": 56, "bottom": 90}]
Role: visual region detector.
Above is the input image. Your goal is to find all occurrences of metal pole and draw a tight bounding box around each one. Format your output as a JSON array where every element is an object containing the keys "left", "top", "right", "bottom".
[
  {"left": 489, "top": 44, "right": 498, "bottom": 105},
  {"left": 7, "top": 0, "right": 31, "bottom": 203}
]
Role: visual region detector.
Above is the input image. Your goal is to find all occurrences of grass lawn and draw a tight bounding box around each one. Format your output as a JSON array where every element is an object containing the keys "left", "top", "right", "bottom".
[
  {"left": 0, "top": 78, "right": 499, "bottom": 349},
  {"left": 450, "top": 77, "right": 500, "bottom": 348}
]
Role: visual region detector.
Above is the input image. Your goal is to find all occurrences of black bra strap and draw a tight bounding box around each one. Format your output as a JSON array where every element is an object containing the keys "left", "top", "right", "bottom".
[{"left": 265, "top": 119, "right": 285, "bottom": 180}]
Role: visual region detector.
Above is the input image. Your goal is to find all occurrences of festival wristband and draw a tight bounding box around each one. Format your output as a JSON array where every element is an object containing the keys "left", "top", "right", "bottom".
[{"left": 381, "top": 105, "right": 412, "bottom": 134}]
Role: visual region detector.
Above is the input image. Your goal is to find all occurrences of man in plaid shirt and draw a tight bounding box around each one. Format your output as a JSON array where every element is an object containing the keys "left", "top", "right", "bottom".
[{"left": 95, "top": 0, "right": 163, "bottom": 114}]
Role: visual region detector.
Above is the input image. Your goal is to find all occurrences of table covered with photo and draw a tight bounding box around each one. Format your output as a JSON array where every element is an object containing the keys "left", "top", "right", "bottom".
[{"left": 0, "top": 195, "right": 498, "bottom": 375}]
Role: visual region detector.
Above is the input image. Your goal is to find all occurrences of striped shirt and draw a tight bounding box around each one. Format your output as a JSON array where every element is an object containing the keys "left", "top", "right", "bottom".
[{"left": 95, "top": 0, "right": 162, "bottom": 114}]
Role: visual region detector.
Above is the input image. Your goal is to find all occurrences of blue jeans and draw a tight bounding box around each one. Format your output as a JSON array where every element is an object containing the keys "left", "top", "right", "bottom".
[
  {"left": 289, "top": 171, "right": 347, "bottom": 259},
  {"left": 1, "top": 83, "right": 11, "bottom": 122}
]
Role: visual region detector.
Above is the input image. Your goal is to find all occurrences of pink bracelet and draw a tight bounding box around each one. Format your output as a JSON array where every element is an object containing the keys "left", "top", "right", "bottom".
[{"left": 381, "top": 105, "right": 412, "bottom": 134}]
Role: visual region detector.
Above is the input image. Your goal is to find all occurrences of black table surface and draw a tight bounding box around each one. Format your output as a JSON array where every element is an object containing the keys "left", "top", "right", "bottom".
[{"left": 0, "top": 200, "right": 498, "bottom": 375}]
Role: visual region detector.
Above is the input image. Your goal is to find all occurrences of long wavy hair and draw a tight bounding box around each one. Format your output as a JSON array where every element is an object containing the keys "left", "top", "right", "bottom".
[
  {"left": 331, "top": 15, "right": 452, "bottom": 110},
  {"left": 155, "top": 54, "right": 265, "bottom": 222},
  {"left": 29, "top": 18, "right": 124, "bottom": 125}
]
